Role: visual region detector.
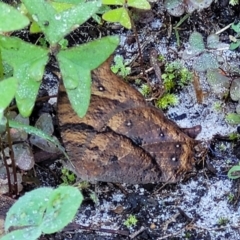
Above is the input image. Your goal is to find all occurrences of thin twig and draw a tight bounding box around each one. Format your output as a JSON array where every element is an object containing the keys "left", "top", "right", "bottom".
[
  {"left": 215, "top": 23, "right": 233, "bottom": 35},
  {"left": 129, "top": 226, "right": 146, "bottom": 239},
  {"left": 6, "top": 117, "right": 17, "bottom": 195},
  {"left": 0, "top": 137, "right": 12, "bottom": 195}
]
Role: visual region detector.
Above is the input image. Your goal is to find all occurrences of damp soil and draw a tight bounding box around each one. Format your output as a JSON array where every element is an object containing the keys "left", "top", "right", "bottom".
[{"left": 3, "top": 1, "right": 240, "bottom": 240}]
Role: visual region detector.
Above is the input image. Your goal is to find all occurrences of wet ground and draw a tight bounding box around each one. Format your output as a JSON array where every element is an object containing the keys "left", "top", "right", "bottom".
[{"left": 2, "top": 1, "right": 240, "bottom": 240}]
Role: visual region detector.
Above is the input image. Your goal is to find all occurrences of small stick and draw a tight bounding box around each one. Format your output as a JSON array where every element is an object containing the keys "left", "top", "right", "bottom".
[
  {"left": 129, "top": 226, "right": 146, "bottom": 239},
  {"left": 149, "top": 49, "right": 162, "bottom": 85},
  {"left": 215, "top": 23, "right": 232, "bottom": 35}
]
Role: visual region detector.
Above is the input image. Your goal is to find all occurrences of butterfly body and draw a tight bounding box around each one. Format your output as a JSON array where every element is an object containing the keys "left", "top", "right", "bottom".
[{"left": 57, "top": 58, "right": 200, "bottom": 184}]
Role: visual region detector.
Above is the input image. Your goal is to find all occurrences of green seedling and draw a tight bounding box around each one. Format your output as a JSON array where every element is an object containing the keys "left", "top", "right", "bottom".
[
  {"left": 89, "top": 190, "right": 99, "bottom": 205},
  {"left": 226, "top": 159, "right": 232, "bottom": 164},
  {"left": 229, "top": 132, "right": 240, "bottom": 140},
  {"left": 227, "top": 193, "right": 234, "bottom": 203},
  {"left": 226, "top": 113, "right": 240, "bottom": 125},
  {"left": 217, "top": 217, "right": 229, "bottom": 226},
  {"left": 156, "top": 93, "right": 179, "bottom": 109},
  {"left": 157, "top": 54, "right": 165, "bottom": 62},
  {"left": 229, "top": 0, "right": 239, "bottom": 5},
  {"left": 213, "top": 102, "right": 223, "bottom": 112},
  {"left": 123, "top": 214, "right": 138, "bottom": 228},
  {"left": 173, "top": 13, "right": 190, "bottom": 47},
  {"left": 61, "top": 168, "right": 76, "bottom": 185},
  {"left": 102, "top": 0, "right": 151, "bottom": 29},
  {"left": 162, "top": 60, "right": 192, "bottom": 90},
  {"left": 0, "top": 0, "right": 119, "bottom": 119},
  {"left": 135, "top": 78, "right": 142, "bottom": 85},
  {"left": 1, "top": 186, "right": 83, "bottom": 240},
  {"left": 77, "top": 181, "right": 90, "bottom": 190},
  {"left": 156, "top": 60, "right": 192, "bottom": 109},
  {"left": 219, "top": 143, "right": 227, "bottom": 151},
  {"left": 111, "top": 55, "right": 131, "bottom": 78},
  {"left": 139, "top": 84, "right": 151, "bottom": 97},
  {"left": 184, "top": 232, "right": 192, "bottom": 239}
]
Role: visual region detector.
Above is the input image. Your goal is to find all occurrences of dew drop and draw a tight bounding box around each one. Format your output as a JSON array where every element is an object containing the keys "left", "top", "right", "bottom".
[
  {"left": 32, "top": 14, "right": 38, "bottom": 22},
  {"left": 55, "top": 14, "right": 61, "bottom": 20}
]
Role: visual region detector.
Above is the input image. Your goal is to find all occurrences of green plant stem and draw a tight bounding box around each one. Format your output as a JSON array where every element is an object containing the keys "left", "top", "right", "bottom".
[
  {"left": 130, "top": 10, "right": 148, "bottom": 83},
  {"left": 0, "top": 137, "right": 13, "bottom": 196},
  {"left": 175, "top": 13, "right": 190, "bottom": 28},
  {"left": 6, "top": 116, "right": 18, "bottom": 195},
  {"left": 173, "top": 13, "right": 190, "bottom": 47},
  {"left": 175, "top": 29, "right": 180, "bottom": 47}
]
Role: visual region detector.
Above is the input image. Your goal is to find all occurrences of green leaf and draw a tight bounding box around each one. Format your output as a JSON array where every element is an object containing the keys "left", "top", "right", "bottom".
[
  {"left": 228, "top": 165, "right": 240, "bottom": 179},
  {"left": 52, "top": 0, "right": 85, "bottom": 3},
  {"left": 9, "top": 119, "right": 69, "bottom": 159},
  {"left": 164, "top": 0, "right": 185, "bottom": 17},
  {"left": 3, "top": 186, "right": 83, "bottom": 239},
  {"left": 22, "top": 0, "right": 101, "bottom": 44},
  {"left": 0, "top": 36, "right": 49, "bottom": 117},
  {"left": 29, "top": 21, "right": 42, "bottom": 33},
  {"left": 206, "top": 69, "right": 230, "bottom": 98},
  {"left": 193, "top": 53, "right": 218, "bottom": 72},
  {"left": 128, "top": 0, "right": 151, "bottom": 9},
  {"left": 40, "top": 186, "right": 83, "bottom": 234},
  {"left": 226, "top": 113, "right": 240, "bottom": 125},
  {"left": 230, "top": 78, "right": 240, "bottom": 101},
  {"left": 102, "top": 7, "right": 131, "bottom": 29},
  {"left": 0, "top": 227, "right": 41, "bottom": 240},
  {"left": 207, "top": 34, "right": 220, "bottom": 48},
  {"left": 231, "top": 22, "right": 240, "bottom": 33},
  {"left": 189, "top": 31, "right": 205, "bottom": 52},
  {"left": 230, "top": 41, "right": 240, "bottom": 50},
  {"left": 0, "top": 77, "right": 17, "bottom": 120},
  {"left": 56, "top": 35, "right": 119, "bottom": 117},
  {"left": 102, "top": 0, "right": 124, "bottom": 5},
  {"left": 50, "top": 1, "right": 75, "bottom": 12},
  {"left": 5, "top": 188, "right": 53, "bottom": 231},
  {"left": 102, "top": 0, "right": 151, "bottom": 9},
  {"left": 0, "top": 2, "right": 30, "bottom": 32}
]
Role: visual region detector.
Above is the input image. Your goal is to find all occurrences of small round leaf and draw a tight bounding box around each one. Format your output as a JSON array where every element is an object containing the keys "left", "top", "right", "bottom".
[
  {"left": 5, "top": 188, "right": 53, "bottom": 231},
  {"left": 40, "top": 186, "right": 83, "bottom": 234},
  {"left": 230, "top": 78, "right": 240, "bottom": 101},
  {"left": 189, "top": 31, "right": 205, "bottom": 52}
]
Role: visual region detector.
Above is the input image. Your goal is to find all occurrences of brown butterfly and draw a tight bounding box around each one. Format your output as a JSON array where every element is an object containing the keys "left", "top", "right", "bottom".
[{"left": 57, "top": 57, "right": 201, "bottom": 184}]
